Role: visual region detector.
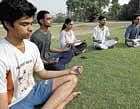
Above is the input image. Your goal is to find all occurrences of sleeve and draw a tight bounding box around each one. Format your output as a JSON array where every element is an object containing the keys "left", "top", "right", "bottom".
[
  {"left": 106, "top": 27, "right": 110, "bottom": 37},
  {"left": 33, "top": 44, "right": 44, "bottom": 72},
  {"left": 60, "top": 31, "right": 67, "bottom": 48},
  {"left": 48, "top": 32, "right": 52, "bottom": 52},
  {"left": 0, "top": 59, "right": 7, "bottom": 93},
  {"left": 92, "top": 28, "right": 97, "bottom": 39},
  {"left": 125, "top": 26, "right": 130, "bottom": 40}
]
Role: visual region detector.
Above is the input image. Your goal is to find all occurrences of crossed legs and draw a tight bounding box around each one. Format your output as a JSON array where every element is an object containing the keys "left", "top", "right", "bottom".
[{"left": 42, "top": 74, "right": 80, "bottom": 109}]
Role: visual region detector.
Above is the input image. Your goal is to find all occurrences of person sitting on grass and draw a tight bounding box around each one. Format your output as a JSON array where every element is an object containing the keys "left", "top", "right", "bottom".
[
  {"left": 92, "top": 15, "right": 118, "bottom": 50},
  {"left": 60, "top": 18, "right": 87, "bottom": 56},
  {"left": 0, "top": 0, "right": 83, "bottom": 109},
  {"left": 125, "top": 14, "right": 140, "bottom": 47},
  {"left": 30, "top": 11, "right": 74, "bottom": 71}
]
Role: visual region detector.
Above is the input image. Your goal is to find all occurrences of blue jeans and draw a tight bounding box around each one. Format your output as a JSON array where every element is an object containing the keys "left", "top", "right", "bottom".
[
  {"left": 44, "top": 63, "right": 65, "bottom": 70},
  {"left": 44, "top": 50, "right": 74, "bottom": 70},
  {"left": 10, "top": 80, "right": 53, "bottom": 109}
]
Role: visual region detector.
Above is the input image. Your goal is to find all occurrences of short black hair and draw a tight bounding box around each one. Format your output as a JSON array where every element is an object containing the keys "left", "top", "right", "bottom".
[
  {"left": 98, "top": 16, "right": 106, "bottom": 20},
  {"left": 37, "top": 10, "right": 50, "bottom": 25},
  {"left": 132, "top": 14, "right": 140, "bottom": 20},
  {"left": 0, "top": 0, "right": 37, "bottom": 30}
]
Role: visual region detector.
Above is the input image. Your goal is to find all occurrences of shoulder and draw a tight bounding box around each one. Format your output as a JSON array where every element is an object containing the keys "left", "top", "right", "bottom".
[
  {"left": 31, "top": 29, "right": 41, "bottom": 38},
  {"left": 127, "top": 24, "right": 133, "bottom": 28},
  {"left": 104, "top": 26, "right": 109, "bottom": 30},
  {"left": 60, "top": 30, "right": 66, "bottom": 33},
  {"left": 0, "top": 38, "right": 9, "bottom": 50},
  {"left": 60, "top": 30, "right": 66, "bottom": 35},
  {"left": 47, "top": 30, "right": 52, "bottom": 34},
  {"left": 93, "top": 25, "right": 99, "bottom": 31},
  {"left": 126, "top": 24, "right": 134, "bottom": 31},
  {"left": 0, "top": 38, "right": 10, "bottom": 62}
]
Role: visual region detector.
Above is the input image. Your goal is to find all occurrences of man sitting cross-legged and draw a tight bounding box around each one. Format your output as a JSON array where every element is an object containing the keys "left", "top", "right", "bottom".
[
  {"left": 0, "top": 0, "right": 83, "bottom": 109},
  {"left": 92, "top": 16, "right": 118, "bottom": 50}
]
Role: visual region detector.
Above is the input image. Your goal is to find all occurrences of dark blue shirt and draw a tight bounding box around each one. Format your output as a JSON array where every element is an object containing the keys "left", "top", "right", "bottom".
[{"left": 125, "top": 24, "right": 140, "bottom": 39}]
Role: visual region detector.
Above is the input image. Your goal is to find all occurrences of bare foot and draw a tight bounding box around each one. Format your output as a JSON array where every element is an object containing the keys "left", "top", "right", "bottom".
[
  {"left": 65, "top": 92, "right": 81, "bottom": 104},
  {"left": 56, "top": 92, "right": 81, "bottom": 109}
]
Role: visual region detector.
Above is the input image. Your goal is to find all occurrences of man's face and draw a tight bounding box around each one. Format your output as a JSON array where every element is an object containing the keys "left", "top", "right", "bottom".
[
  {"left": 43, "top": 14, "right": 53, "bottom": 27},
  {"left": 134, "top": 16, "right": 140, "bottom": 25},
  {"left": 99, "top": 18, "right": 107, "bottom": 26},
  {"left": 9, "top": 16, "right": 33, "bottom": 40}
]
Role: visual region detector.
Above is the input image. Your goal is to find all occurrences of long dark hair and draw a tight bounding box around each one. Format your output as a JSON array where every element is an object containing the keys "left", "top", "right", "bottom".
[{"left": 61, "top": 18, "right": 72, "bottom": 31}]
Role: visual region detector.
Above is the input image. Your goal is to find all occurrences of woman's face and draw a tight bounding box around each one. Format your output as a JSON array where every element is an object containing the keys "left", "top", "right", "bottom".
[{"left": 66, "top": 21, "right": 74, "bottom": 30}]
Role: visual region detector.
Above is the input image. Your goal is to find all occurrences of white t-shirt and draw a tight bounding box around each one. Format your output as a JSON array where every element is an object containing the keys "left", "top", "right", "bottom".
[
  {"left": 0, "top": 38, "right": 44, "bottom": 106},
  {"left": 92, "top": 25, "right": 110, "bottom": 43},
  {"left": 60, "top": 30, "right": 78, "bottom": 48}
]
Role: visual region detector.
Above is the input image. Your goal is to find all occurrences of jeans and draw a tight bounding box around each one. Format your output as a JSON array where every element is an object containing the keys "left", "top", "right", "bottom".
[{"left": 44, "top": 50, "right": 74, "bottom": 70}]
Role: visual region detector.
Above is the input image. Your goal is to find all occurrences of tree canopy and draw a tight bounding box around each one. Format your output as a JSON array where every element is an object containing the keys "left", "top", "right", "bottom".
[{"left": 54, "top": 0, "right": 140, "bottom": 22}]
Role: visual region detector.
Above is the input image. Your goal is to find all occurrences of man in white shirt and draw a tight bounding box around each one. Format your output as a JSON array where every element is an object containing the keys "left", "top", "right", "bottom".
[
  {"left": 0, "top": 0, "right": 83, "bottom": 109},
  {"left": 92, "top": 16, "right": 118, "bottom": 50}
]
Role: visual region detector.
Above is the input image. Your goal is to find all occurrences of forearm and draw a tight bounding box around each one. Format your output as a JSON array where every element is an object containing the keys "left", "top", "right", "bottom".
[
  {"left": 93, "top": 39, "right": 102, "bottom": 43},
  {"left": 0, "top": 93, "right": 8, "bottom": 109},
  {"left": 125, "top": 37, "right": 133, "bottom": 42},
  {"left": 74, "top": 40, "right": 82, "bottom": 43},
  {"left": 37, "top": 69, "right": 70, "bottom": 79},
  {"left": 93, "top": 37, "right": 99, "bottom": 42},
  {"left": 51, "top": 48, "right": 70, "bottom": 53},
  {"left": 50, "top": 48, "right": 63, "bottom": 53}
]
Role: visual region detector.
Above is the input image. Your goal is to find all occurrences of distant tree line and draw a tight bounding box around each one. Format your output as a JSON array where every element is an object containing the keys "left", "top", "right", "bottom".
[{"left": 54, "top": 0, "right": 140, "bottom": 22}]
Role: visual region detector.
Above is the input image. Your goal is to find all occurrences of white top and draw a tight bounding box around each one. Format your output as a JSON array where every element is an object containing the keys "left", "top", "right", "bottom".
[
  {"left": 92, "top": 25, "right": 110, "bottom": 43},
  {"left": 0, "top": 38, "right": 44, "bottom": 107},
  {"left": 60, "top": 30, "right": 78, "bottom": 48}
]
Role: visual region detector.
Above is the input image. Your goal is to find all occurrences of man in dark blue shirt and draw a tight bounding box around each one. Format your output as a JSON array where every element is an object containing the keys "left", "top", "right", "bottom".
[{"left": 125, "top": 14, "right": 140, "bottom": 47}]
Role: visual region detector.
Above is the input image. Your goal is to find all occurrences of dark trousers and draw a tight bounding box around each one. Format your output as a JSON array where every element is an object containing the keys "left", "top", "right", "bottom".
[{"left": 44, "top": 50, "right": 74, "bottom": 70}]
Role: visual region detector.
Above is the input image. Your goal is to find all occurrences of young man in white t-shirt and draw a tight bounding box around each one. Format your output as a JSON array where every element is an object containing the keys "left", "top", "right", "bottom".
[
  {"left": 92, "top": 16, "right": 118, "bottom": 50},
  {"left": 0, "top": 0, "right": 83, "bottom": 109}
]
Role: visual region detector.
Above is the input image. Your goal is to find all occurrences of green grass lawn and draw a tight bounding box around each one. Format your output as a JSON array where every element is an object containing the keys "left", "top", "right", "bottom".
[
  {"left": 1, "top": 22, "right": 140, "bottom": 109},
  {"left": 50, "top": 22, "right": 140, "bottom": 109},
  {"left": 67, "top": 48, "right": 140, "bottom": 109}
]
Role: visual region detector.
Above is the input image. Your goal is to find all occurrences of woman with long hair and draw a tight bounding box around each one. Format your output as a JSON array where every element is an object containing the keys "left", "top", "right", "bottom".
[{"left": 60, "top": 18, "right": 87, "bottom": 56}]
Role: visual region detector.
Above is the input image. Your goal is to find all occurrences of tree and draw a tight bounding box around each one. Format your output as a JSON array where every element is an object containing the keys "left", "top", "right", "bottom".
[
  {"left": 108, "top": 0, "right": 121, "bottom": 20},
  {"left": 119, "top": 0, "right": 140, "bottom": 20},
  {"left": 53, "top": 13, "right": 66, "bottom": 23},
  {"left": 66, "top": 0, "right": 110, "bottom": 22}
]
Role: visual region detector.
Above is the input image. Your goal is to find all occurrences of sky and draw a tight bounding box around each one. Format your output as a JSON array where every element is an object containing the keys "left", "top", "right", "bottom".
[
  {"left": 28, "top": 0, "right": 130, "bottom": 14},
  {"left": 28, "top": 0, "right": 67, "bottom": 14},
  {"left": 0, "top": 0, "right": 130, "bottom": 14}
]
